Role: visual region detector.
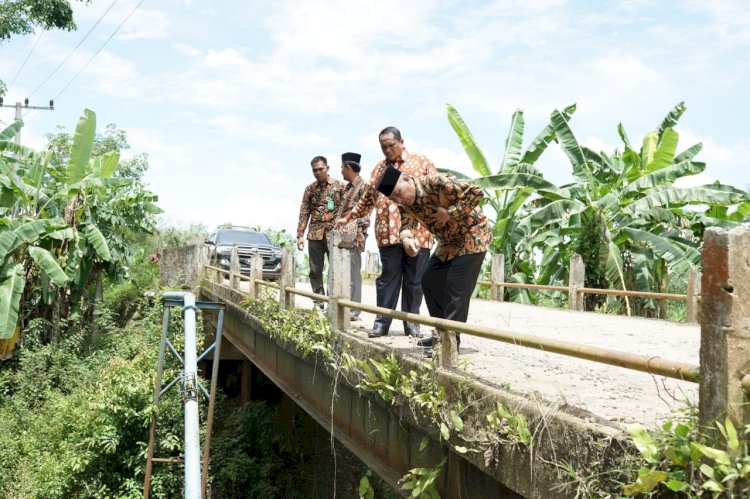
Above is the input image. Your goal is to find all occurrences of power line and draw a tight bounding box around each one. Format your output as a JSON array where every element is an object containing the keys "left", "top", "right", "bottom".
[
  {"left": 53, "top": 0, "right": 146, "bottom": 101},
  {"left": 28, "top": 0, "right": 120, "bottom": 98},
  {"left": 9, "top": 32, "right": 43, "bottom": 88}
]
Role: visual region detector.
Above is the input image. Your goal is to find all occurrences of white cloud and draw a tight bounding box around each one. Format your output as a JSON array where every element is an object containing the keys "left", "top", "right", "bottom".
[{"left": 115, "top": 9, "right": 171, "bottom": 41}]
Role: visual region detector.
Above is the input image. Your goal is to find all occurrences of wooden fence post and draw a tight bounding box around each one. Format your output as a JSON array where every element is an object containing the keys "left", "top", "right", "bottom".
[
  {"left": 365, "top": 251, "right": 380, "bottom": 277},
  {"left": 328, "top": 231, "right": 350, "bottom": 331},
  {"left": 279, "top": 248, "right": 295, "bottom": 309},
  {"left": 229, "top": 246, "right": 240, "bottom": 290},
  {"left": 436, "top": 328, "right": 458, "bottom": 369},
  {"left": 248, "top": 252, "right": 263, "bottom": 299},
  {"left": 699, "top": 227, "right": 750, "bottom": 433},
  {"left": 568, "top": 254, "right": 585, "bottom": 311},
  {"left": 491, "top": 254, "right": 505, "bottom": 302},
  {"left": 686, "top": 268, "right": 701, "bottom": 324}
]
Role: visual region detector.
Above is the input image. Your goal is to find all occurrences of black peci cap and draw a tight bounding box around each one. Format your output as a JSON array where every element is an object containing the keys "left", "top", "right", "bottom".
[{"left": 375, "top": 165, "right": 402, "bottom": 196}]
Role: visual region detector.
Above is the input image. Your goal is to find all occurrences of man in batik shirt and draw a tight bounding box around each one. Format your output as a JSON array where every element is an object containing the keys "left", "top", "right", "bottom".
[
  {"left": 336, "top": 127, "right": 435, "bottom": 338},
  {"left": 375, "top": 166, "right": 491, "bottom": 355},
  {"left": 335, "top": 152, "right": 370, "bottom": 320},
  {"left": 297, "top": 156, "right": 344, "bottom": 308}
]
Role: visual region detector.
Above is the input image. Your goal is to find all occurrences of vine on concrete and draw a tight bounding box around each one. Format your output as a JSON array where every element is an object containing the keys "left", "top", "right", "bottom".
[{"left": 241, "top": 294, "right": 532, "bottom": 498}]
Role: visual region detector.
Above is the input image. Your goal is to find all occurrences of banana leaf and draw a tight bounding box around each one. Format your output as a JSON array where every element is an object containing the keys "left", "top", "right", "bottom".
[
  {"left": 66, "top": 109, "right": 96, "bottom": 185},
  {"left": 28, "top": 246, "right": 69, "bottom": 286},
  {"left": 624, "top": 185, "right": 749, "bottom": 214},
  {"left": 628, "top": 161, "right": 705, "bottom": 192},
  {"left": 82, "top": 224, "right": 112, "bottom": 261},
  {"left": 550, "top": 109, "right": 590, "bottom": 182},
  {"left": 446, "top": 103, "right": 491, "bottom": 177},
  {"left": 0, "top": 263, "right": 25, "bottom": 339},
  {"left": 499, "top": 109, "right": 524, "bottom": 174},
  {"left": 0, "top": 120, "right": 23, "bottom": 142},
  {"left": 674, "top": 142, "right": 703, "bottom": 163},
  {"left": 521, "top": 103, "right": 576, "bottom": 165},
  {"left": 657, "top": 101, "right": 686, "bottom": 139}
]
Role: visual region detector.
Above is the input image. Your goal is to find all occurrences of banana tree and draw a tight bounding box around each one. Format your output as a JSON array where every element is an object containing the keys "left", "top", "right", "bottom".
[
  {"left": 520, "top": 102, "right": 749, "bottom": 315},
  {"left": 0, "top": 108, "right": 161, "bottom": 345},
  {"left": 441, "top": 103, "right": 575, "bottom": 301}
]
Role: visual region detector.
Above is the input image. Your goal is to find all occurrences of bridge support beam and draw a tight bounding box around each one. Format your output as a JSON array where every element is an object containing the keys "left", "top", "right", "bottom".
[{"left": 699, "top": 227, "right": 750, "bottom": 433}]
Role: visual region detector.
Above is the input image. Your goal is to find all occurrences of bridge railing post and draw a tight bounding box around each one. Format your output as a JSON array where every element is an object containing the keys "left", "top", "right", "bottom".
[
  {"left": 436, "top": 328, "right": 458, "bottom": 368},
  {"left": 568, "top": 254, "right": 585, "bottom": 311},
  {"left": 699, "top": 227, "right": 750, "bottom": 436},
  {"left": 328, "top": 231, "right": 350, "bottom": 330},
  {"left": 248, "top": 252, "right": 263, "bottom": 299},
  {"left": 490, "top": 253, "right": 504, "bottom": 302},
  {"left": 279, "top": 248, "right": 295, "bottom": 309},
  {"left": 229, "top": 246, "right": 240, "bottom": 291},
  {"left": 686, "top": 268, "right": 701, "bottom": 324}
]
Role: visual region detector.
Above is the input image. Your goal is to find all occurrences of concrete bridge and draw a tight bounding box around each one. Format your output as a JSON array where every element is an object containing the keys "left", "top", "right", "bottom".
[{"left": 160, "top": 227, "right": 750, "bottom": 498}]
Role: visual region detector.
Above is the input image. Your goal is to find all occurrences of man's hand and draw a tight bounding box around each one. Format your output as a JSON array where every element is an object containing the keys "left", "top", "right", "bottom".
[
  {"left": 296, "top": 236, "right": 305, "bottom": 251},
  {"left": 402, "top": 237, "right": 418, "bottom": 257},
  {"left": 428, "top": 206, "right": 450, "bottom": 225},
  {"left": 334, "top": 217, "right": 348, "bottom": 229}
]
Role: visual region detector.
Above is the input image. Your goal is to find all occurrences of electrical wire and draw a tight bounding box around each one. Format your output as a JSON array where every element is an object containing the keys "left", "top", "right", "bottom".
[
  {"left": 28, "top": 0, "right": 120, "bottom": 98},
  {"left": 53, "top": 0, "right": 146, "bottom": 101},
  {"left": 9, "top": 32, "right": 43, "bottom": 88}
]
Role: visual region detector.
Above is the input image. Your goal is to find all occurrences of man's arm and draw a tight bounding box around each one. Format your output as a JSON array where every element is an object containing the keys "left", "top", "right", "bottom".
[
  {"left": 398, "top": 206, "right": 421, "bottom": 256},
  {"left": 296, "top": 186, "right": 312, "bottom": 250}
]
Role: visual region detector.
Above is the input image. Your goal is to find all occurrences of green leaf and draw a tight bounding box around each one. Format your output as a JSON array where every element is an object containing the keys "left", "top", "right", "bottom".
[
  {"left": 521, "top": 103, "right": 576, "bottom": 164},
  {"left": 624, "top": 185, "right": 749, "bottom": 215},
  {"left": 622, "top": 228, "right": 699, "bottom": 279},
  {"left": 643, "top": 128, "right": 679, "bottom": 174},
  {"left": 657, "top": 101, "right": 686, "bottom": 138},
  {"left": 0, "top": 263, "right": 25, "bottom": 340},
  {"left": 472, "top": 173, "right": 565, "bottom": 199},
  {"left": 623, "top": 470, "right": 669, "bottom": 495},
  {"left": 96, "top": 151, "right": 119, "bottom": 178},
  {"left": 66, "top": 109, "right": 96, "bottom": 185},
  {"left": 724, "top": 419, "right": 739, "bottom": 452},
  {"left": 451, "top": 410, "right": 464, "bottom": 431},
  {"left": 446, "top": 103, "right": 491, "bottom": 177},
  {"left": 551, "top": 109, "right": 589, "bottom": 181},
  {"left": 617, "top": 122, "right": 632, "bottom": 149},
  {"left": 419, "top": 436, "right": 430, "bottom": 452},
  {"left": 702, "top": 478, "right": 724, "bottom": 492},
  {"left": 628, "top": 160, "right": 705, "bottom": 191},
  {"left": 626, "top": 424, "right": 659, "bottom": 463},
  {"left": 82, "top": 224, "right": 112, "bottom": 261},
  {"left": 665, "top": 479, "right": 689, "bottom": 492},
  {"left": 440, "top": 422, "right": 450, "bottom": 441},
  {"left": 674, "top": 142, "right": 703, "bottom": 163},
  {"left": 0, "top": 120, "right": 23, "bottom": 142},
  {"left": 692, "top": 443, "right": 731, "bottom": 466},
  {"left": 28, "top": 247, "right": 69, "bottom": 286},
  {"left": 499, "top": 109, "right": 524, "bottom": 174}
]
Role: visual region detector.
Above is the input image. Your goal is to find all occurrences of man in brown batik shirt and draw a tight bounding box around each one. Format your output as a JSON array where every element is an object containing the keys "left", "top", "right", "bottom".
[
  {"left": 376, "top": 166, "right": 491, "bottom": 355},
  {"left": 297, "top": 156, "right": 344, "bottom": 308},
  {"left": 336, "top": 127, "right": 435, "bottom": 338},
  {"left": 335, "top": 152, "right": 370, "bottom": 320}
]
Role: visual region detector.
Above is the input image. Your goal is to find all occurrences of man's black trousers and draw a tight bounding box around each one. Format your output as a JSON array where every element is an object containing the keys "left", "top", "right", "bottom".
[
  {"left": 374, "top": 245, "right": 429, "bottom": 330},
  {"left": 422, "top": 252, "right": 486, "bottom": 324},
  {"left": 308, "top": 237, "right": 328, "bottom": 305}
]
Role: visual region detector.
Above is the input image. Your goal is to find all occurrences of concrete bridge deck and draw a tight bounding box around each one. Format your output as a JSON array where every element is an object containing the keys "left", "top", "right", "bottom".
[{"left": 291, "top": 281, "right": 698, "bottom": 428}]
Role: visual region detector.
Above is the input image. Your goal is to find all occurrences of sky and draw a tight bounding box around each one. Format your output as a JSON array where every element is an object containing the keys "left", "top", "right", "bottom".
[{"left": 1, "top": 0, "right": 748, "bottom": 251}]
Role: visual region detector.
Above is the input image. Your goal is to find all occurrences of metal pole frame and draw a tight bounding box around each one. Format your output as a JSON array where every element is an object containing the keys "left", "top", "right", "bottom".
[{"left": 143, "top": 295, "right": 225, "bottom": 499}]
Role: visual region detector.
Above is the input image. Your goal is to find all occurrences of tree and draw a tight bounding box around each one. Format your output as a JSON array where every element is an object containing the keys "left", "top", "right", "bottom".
[
  {"left": 0, "top": 0, "right": 89, "bottom": 41},
  {"left": 521, "top": 102, "right": 750, "bottom": 315},
  {"left": 441, "top": 103, "right": 574, "bottom": 301},
  {"left": 0, "top": 109, "right": 161, "bottom": 350}
]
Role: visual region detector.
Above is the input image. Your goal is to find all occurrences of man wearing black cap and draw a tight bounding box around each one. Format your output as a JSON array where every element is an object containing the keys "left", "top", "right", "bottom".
[
  {"left": 336, "top": 127, "right": 436, "bottom": 339},
  {"left": 375, "top": 167, "right": 492, "bottom": 355},
  {"left": 335, "top": 152, "right": 370, "bottom": 320}
]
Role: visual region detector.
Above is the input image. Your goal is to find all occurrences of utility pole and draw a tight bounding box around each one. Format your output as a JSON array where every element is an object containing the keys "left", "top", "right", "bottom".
[{"left": 0, "top": 97, "right": 55, "bottom": 145}]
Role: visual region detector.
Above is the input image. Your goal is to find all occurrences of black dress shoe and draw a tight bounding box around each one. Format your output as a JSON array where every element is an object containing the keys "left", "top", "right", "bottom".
[
  {"left": 404, "top": 323, "right": 422, "bottom": 338},
  {"left": 416, "top": 337, "right": 434, "bottom": 347},
  {"left": 368, "top": 325, "right": 389, "bottom": 338}
]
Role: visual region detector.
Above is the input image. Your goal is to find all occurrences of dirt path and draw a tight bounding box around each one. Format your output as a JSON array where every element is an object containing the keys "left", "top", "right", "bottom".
[{"left": 288, "top": 282, "right": 699, "bottom": 428}]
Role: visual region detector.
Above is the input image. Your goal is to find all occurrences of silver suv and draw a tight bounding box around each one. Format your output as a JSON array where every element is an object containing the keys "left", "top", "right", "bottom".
[{"left": 205, "top": 226, "right": 282, "bottom": 280}]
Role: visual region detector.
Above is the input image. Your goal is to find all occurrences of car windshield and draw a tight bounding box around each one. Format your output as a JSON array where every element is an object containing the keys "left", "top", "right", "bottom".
[{"left": 216, "top": 230, "right": 272, "bottom": 245}]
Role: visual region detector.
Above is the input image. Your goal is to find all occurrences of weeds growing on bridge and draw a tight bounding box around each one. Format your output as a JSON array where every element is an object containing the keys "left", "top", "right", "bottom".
[{"left": 240, "top": 293, "right": 533, "bottom": 498}]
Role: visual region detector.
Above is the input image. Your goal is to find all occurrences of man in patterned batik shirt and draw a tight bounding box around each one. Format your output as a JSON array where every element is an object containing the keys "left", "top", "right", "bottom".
[
  {"left": 335, "top": 152, "right": 370, "bottom": 320},
  {"left": 336, "top": 127, "right": 435, "bottom": 339},
  {"left": 297, "top": 156, "right": 344, "bottom": 308},
  {"left": 375, "top": 166, "right": 491, "bottom": 355}
]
